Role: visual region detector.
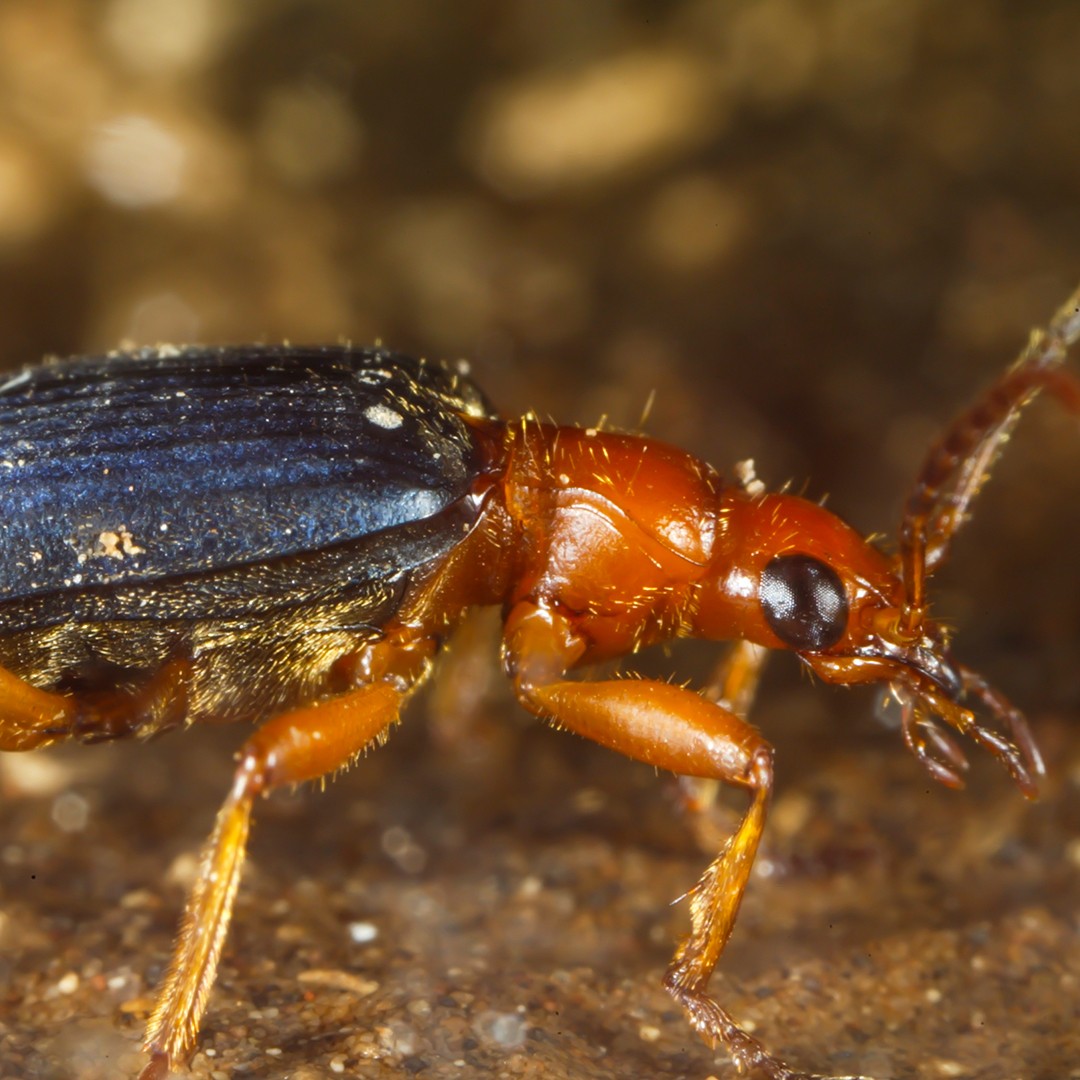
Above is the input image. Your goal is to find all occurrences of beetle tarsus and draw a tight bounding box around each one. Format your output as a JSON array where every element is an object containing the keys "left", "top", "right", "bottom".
[
  {"left": 135, "top": 1050, "right": 172, "bottom": 1080},
  {"left": 142, "top": 677, "right": 409, "bottom": 1069}
]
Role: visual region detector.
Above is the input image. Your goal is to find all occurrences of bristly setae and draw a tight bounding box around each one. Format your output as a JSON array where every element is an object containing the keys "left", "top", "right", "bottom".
[{"left": 1, "top": 288, "right": 1078, "bottom": 1080}]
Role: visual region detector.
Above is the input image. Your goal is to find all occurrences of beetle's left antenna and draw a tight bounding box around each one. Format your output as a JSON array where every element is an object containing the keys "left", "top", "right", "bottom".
[{"left": 898, "top": 285, "right": 1080, "bottom": 635}]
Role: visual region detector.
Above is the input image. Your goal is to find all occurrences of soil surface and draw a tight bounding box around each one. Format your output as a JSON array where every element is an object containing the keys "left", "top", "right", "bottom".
[{"left": 1, "top": 3, "right": 1079, "bottom": 1079}]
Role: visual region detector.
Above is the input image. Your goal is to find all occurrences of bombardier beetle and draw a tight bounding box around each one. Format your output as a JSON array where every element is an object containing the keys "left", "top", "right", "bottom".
[{"left": 1, "top": 287, "right": 1078, "bottom": 1080}]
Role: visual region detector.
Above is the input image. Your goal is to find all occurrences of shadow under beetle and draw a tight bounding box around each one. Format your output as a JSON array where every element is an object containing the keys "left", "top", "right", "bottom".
[{"left": 1, "top": 288, "right": 1079, "bottom": 1080}]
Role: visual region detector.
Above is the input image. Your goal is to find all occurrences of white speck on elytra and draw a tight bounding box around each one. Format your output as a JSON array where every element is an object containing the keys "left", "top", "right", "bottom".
[{"left": 364, "top": 404, "right": 404, "bottom": 429}]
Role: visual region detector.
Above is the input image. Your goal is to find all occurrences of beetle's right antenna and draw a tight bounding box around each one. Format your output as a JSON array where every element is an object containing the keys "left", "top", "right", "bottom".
[{"left": 898, "top": 285, "right": 1080, "bottom": 636}]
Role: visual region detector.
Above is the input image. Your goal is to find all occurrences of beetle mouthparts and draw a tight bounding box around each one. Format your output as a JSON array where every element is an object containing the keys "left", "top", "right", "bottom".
[
  {"left": 906, "top": 641, "right": 964, "bottom": 701},
  {"left": 892, "top": 660, "right": 1044, "bottom": 800}
]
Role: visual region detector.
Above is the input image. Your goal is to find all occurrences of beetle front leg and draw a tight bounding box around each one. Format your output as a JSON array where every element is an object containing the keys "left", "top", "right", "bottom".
[
  {"left": 138, "top": 679, "right": 406, "bottom": 1080},
  {"left": 503, "top": 603, "right": 863, "bottom": 1080}
]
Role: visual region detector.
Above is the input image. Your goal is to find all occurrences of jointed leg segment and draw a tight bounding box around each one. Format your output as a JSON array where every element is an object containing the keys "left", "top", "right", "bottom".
[
  {"left": 139, "top": 678, "right": 406, "bottom": 1079},
  {"left": 503, "top": 601, "right": 846, "bottom": 1078},
  {"left": 0, "top": 658, "right": 194, "bottom": 749},
  {"left": 0, "top": 663, "right": 78, "bottom": 750},
  {"left": 681, "top": 639, "right": 770, "bottom": 818}
]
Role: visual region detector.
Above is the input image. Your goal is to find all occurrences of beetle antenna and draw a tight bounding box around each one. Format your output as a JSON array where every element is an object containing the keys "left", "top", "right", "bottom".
[{"left": 898, "top": 285, "right": 1080, "bottom": 635}]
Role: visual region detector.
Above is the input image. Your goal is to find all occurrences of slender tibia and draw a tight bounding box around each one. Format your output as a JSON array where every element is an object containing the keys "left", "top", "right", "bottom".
[
  {"left": 504, "top": 602, "right": 867, "bottom": 1078},
  {"left": 139, "top": 680, "right": 404, "bottom": 1077}
]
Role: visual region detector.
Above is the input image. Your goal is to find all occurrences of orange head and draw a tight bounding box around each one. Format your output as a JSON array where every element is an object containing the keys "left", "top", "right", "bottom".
[{"left": 691, "top": 490, "right": 1043, "bottom": 797}]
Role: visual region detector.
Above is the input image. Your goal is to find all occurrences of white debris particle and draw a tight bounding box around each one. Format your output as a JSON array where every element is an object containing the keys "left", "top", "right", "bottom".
[
  {"left": 571, "top": 786, "right": 606, "bottom": 814},
  {"left": 475, "top": 1009, "right": 528, "bottom": 1049},
  {"left": 0, "top": 369, "right": 32, "bottom": 393},
  {"left": 119, "top": 889, "right": 157, "bottom": 913},
  {"left": 930, "top": 1060, "right": 968, "bottom": 1077},
  {"left": 91, "top": 526, "right": 146, "bottom": 560},
  {"left": 355, "top": 368, "right": 393, "bottom": 385},
  {"left": 380, "top": 824, "right": 427, "bottom": 874},
  {"left": 297, "top": 969, "right": 380, "bottom": 996},
  {"left": 84, "top": 115, "right": 186, "bottom": 208},
  {"left": 734, "top": 458, "right": 766, "bottom": 497},
  {"left": 0, "top": 753, "right": 80, "bottom": 797},
  {"left": 51, "top": 791, "right": 90, "bottom": 833},
  {"left": 165, "top": 851, "right": 200, "bottom": 888},
  {"left": 516, "top": 875, "right": 542, "bottom": 900},
  {"left": 348, "top": 920, "right": 379, "bottom": 944},
  {"left": 56, "top": 971, "right": 80, "bottom": 995},
  {"left": 364, "top": 403, "right": 404, "bottom": 430}
]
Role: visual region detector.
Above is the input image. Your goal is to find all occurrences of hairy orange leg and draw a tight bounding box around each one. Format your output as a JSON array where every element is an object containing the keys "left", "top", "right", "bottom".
[
  {"left": 503, "top": 603, "right": 864, "bottom": 1080},
  {"left": 0, "top": 658, "right": 195, "bottom": 750},
  {"left": 681, "top": 640, "right": 771, "bottom": 821},
  {"left": 704, "top": 639, "right": 770, "bottom": 718},
  {"left": 138, "top": 678, "right": 406, "bottom": 1080},
  {"left": 0, "top": 664, "right": 78, "bottom": 751}
]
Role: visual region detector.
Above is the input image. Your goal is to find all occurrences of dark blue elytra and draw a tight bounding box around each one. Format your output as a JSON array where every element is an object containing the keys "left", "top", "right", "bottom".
[{"left": 0, "top": 345, "right": 494, "bottom": 604}]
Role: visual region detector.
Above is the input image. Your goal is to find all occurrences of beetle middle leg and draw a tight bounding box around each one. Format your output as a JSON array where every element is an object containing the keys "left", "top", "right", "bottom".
[
  {"left": 0, "top": 662, "right": 79, "bottom": 750},
  {"left": 680, "top": 639, "right": 770, "bottom": 822},
  {"left": 139, "top": 673, "right": 410, "bottom": 1079},
  {"left": 503, "top": 602, "right": 865, "bottom": 1080}
]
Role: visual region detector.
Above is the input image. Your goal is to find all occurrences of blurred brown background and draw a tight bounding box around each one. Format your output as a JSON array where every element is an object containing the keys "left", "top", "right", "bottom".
[{"left": 0, "top": 3, "right": 1078, "bottom": 1079}]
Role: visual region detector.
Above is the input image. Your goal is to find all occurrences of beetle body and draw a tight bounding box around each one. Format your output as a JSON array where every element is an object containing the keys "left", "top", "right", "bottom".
[
  {"left": 0, "top": 347, "right": 492, "bottom": 737},
  {"left": 2, "top": 289, "right": 1079, "bottom": 1080}
]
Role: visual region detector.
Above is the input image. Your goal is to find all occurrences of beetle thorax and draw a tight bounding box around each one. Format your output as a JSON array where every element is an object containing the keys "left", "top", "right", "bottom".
[{"left": 497, "top": 422, "right": 723, "bottom": 659}]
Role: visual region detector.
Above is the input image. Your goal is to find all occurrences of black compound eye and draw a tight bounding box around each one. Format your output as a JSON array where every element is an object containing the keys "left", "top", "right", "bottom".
[{"left": 760, "top": 553, "right": 849, "bottom": 650}]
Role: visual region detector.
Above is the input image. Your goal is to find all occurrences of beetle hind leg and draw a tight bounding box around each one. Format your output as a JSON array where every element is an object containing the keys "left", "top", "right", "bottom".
[
  {"left": 0, "top": 663, "right": 79, "bottom": 751},
  {"left": 0, "top": 656, "right": 196, "bottom": 750},
  {"left": 139, "top": 678, "right": 407, "bottom": 1078}
]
